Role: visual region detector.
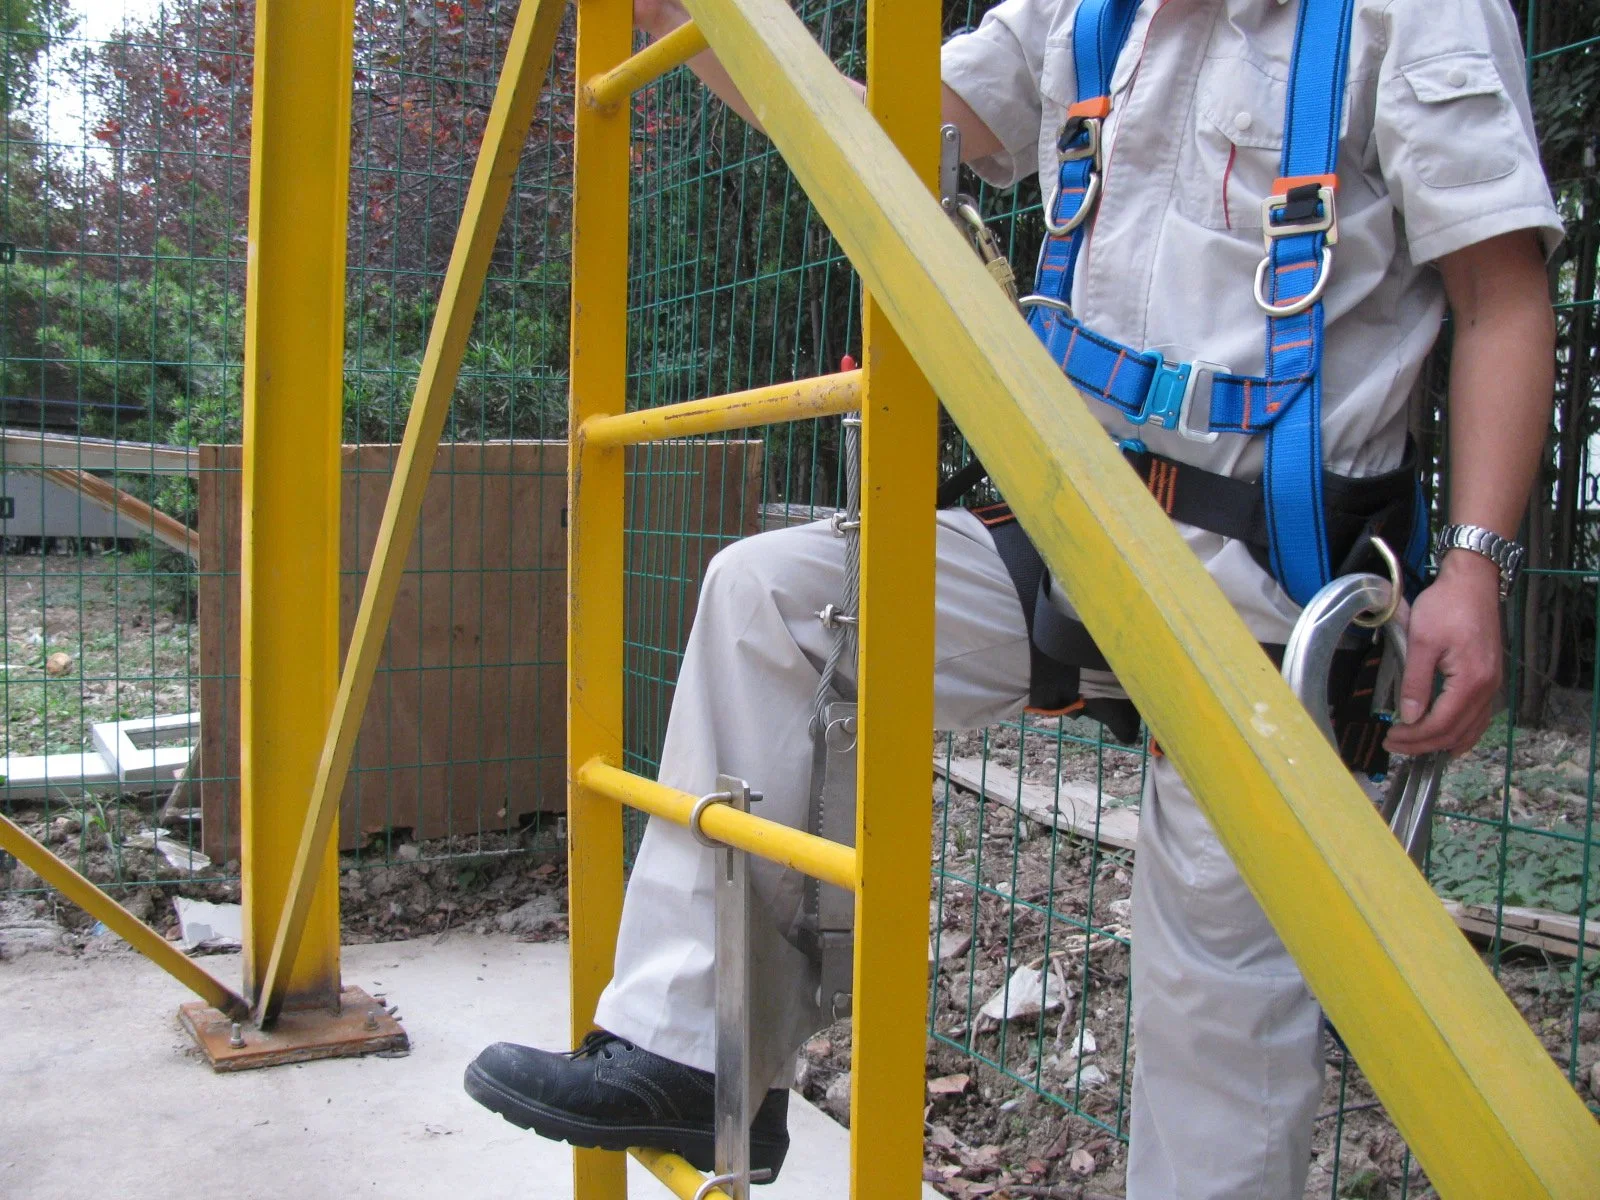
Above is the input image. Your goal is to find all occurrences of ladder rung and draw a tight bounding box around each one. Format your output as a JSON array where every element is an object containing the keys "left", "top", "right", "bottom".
[
  {"left": 580, "top": 369, "right": 862, "bottom": 448},
  {"left": 578, "top": 759, "right": 857, "bottom": 892},
  {"left": 629, "top": 1147, "right": 732, "bottom": 1200},
  {"left": 584, "top": 21, "right": 710, "bottom": 113}
]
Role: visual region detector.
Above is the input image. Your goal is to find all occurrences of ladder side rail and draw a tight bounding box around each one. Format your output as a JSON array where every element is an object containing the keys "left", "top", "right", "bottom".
[
  {"left": 847, "top": 0, "right": 942, "bottom": 1193},
  {"left": 569, "top": 0, "right": 634, "bottom": 1196}
]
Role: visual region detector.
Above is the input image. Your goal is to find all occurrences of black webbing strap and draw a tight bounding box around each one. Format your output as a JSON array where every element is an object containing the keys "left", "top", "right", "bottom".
[
  {"left": 947, "top": 443, "right": 1421, "bottom": 587},
  {"left": 974, "top": 461, "right": 1408, "bottom": 774}
]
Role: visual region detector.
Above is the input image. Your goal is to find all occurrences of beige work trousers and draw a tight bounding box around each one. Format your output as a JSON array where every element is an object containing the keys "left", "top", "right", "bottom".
[{"left": 592, "top": 510, "right": 1325, "bottom": 1199}]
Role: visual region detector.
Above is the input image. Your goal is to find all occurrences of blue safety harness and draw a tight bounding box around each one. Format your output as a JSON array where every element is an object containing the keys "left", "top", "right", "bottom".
[
  {"left": 956, "top": 0, "right": 1428, "bottom": 774},
  {"left": 1024, "top": 0, "right": 1426, "bottom": 605}
]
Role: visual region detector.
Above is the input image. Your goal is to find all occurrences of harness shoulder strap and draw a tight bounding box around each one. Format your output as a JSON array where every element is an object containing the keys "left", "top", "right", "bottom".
[{"left": 1261, "top": 0, "right": 1358, "bottom": 604}]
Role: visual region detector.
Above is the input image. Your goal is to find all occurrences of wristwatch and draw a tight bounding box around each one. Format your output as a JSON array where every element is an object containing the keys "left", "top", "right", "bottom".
[{"left": 1434, "top": 523, "right": 1525, "bottom": 599}]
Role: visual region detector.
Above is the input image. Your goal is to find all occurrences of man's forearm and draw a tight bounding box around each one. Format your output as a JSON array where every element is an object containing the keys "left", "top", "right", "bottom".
[
  {"left": 1386, "top": 230, "right": 1554, "bottom": 754},
  {"left": 1436, "top": 231, "right": 1555, "bottom": 589}
]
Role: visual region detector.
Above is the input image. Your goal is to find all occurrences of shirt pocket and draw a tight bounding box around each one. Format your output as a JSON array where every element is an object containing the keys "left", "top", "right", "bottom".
[
  {"left": 1035, "top": 33, "right": 1076, "bottom": 183},
  {"left": 1179, "top": 59, "right": 1286, "bottom": 233},
  {"left": 1395, "top": 51, "right": 1518, "bottom": 188}
]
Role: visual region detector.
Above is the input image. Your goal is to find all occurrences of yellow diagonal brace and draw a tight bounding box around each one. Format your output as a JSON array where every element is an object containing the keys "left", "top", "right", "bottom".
[
  {"left": 0, "top": 814, "right": 249, "bottom": 1019},
  {"left": 254, "top": 0, "right": 570, "bottom": 1027},
  {"left": 678, "top": 0, "right": 1600, "bottom": 1193}
]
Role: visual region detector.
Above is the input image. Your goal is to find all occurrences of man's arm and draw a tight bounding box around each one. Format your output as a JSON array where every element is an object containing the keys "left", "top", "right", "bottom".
[
  {"left": 1385, "top": 230, "right": 1555, "bottom": 758},
  {"left": 633, "top": 0, "right": 1002, "bottom": 159}
]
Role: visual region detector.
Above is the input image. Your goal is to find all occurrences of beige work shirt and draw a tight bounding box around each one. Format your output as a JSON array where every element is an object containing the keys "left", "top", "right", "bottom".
[{"left": 941, "top": 0, "right": 1563, "bottom": 638}]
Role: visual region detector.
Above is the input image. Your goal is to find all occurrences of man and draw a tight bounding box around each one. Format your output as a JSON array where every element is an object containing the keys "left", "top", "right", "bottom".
[{"left": 466, "top": 0, "right": 1562, "bottom": 1194}]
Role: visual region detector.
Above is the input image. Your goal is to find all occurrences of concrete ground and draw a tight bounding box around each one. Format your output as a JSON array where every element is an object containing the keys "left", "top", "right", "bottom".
[{"left": 0, "top": 934, "right": 938, "bottom": 1199}]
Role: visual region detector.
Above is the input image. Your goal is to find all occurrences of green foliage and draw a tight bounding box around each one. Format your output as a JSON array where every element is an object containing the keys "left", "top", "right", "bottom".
[
  {"left": 0, "top": 238, "right": 244, "bottom": 441},
  {"left": 0, "top": 0, "right": 73, "bottom": 115},
  {"left": 1429, "top": 817, "right": 1600, "bottom": 922}
]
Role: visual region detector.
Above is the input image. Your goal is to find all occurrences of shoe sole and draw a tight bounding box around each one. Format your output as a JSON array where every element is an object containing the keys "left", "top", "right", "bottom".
[{"left": 462, "top": 1062, "right": 788, "bottom": 1182}]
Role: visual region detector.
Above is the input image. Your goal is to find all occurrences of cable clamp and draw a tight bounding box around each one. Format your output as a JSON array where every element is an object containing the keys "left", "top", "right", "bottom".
[{"left": 816, "top": 603, "right": 857, "bottom": 630}]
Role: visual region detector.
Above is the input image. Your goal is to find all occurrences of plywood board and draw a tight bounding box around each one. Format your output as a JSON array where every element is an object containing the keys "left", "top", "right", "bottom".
[{"left": 198, "top": 440, "right": 762, "bottom": 857}]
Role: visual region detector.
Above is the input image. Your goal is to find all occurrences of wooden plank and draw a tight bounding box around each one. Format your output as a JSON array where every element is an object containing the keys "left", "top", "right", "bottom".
[
  {"left": 1, "top": 428, "right": 197, "bottom": 474},
  {"left": 198, "top": 440, "right": 761, "bottom": 859},
  {"left": 935, "top": 756, "right": 1140, "bottom": 853},
  {"left": 1443, "top": 901, "right": 1600, "bottom": 959},
  {"left": 41, "top": 468, "right": 196, "bottom": 557}
]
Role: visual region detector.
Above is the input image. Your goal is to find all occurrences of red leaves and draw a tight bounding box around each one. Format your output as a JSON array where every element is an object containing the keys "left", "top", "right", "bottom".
[{"left": 93, "top": 118, "right": 122, "bottom": 145}]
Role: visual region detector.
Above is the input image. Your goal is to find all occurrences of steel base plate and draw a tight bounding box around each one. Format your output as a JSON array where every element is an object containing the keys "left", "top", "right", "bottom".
[{"left": 180, "top": 986, "right": 407, "bottom": 1072}]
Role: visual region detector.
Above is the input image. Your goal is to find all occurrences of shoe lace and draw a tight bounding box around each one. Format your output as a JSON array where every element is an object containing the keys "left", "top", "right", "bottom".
[{"left": 569, "top": 1030, "right": 635, "bottom": 1061}]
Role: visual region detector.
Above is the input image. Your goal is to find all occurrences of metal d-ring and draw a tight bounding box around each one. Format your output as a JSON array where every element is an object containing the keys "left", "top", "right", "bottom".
[
  {"left": 1353, "top": 537, "right": 1403, "bottom": 629},
  {"left": 692, "top": 1169, "right": 775, "bottom": 1200},
  {"left": 689, "top": 790, "right": 734, "bottom": 849},
  {"left": 1252, "top": 246, "right": 1333, "bottom": 318}
]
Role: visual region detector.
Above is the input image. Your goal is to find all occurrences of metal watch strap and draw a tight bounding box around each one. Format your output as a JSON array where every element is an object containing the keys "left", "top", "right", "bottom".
[{"left": 1434, "top": 523, "right": 1525, "bottom": 599}]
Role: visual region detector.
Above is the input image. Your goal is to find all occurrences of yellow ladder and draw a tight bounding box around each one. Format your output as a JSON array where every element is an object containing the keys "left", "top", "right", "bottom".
[
  {"left": 554, "top": 0, "right": 1600, "bottom": 1195},
  {"left": 566, "top": 0, "right": 938, "bottom": 1194}
]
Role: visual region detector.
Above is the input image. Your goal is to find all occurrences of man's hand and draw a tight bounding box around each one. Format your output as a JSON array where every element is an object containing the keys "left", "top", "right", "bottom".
[
  {"left": 1384, "top": 552, "right": 1503, "bottom": 758},
  {"left": 634, "top": 0, "right": 688, "bottom": 39},
  {"left": 1381, "top": 229, "right": 1554, "bottom": 760}
]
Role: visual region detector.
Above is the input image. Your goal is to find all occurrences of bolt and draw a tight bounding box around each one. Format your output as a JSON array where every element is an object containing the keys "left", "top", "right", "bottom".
[
  {"left": 228, "top": 1021, "right": 245, "bottom": 1049},
  {"left": 364, "top": 1009, "right": 379, "bottom": 1031}
]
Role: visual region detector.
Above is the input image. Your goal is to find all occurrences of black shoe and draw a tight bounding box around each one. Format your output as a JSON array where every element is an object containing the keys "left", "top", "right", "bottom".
[{"left": 464, "top": 1031, "right": 790, "bottom": 1180}]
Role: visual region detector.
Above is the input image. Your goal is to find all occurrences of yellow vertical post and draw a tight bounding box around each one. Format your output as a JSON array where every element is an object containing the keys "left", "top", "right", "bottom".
[
  {"left": 238, "top": 0, "right": 356, "bottom": 1010},
  {"left": 849, "top": 0, "right": 939, "bottom": 1192},
  {"left": 568, "top": 0, "right": 632, "bottom": 1195}
]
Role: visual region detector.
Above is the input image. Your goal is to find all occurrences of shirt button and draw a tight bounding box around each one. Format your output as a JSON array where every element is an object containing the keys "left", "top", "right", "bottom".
[
  {"left": 1447, "top": 66, "right": 1468, "bottom": 86},
  {"left": 1235, "top": 111, "right": 1254, "bottom": 131}
]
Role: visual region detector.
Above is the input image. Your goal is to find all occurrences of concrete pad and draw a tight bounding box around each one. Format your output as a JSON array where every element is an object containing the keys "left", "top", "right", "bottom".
[{"left": 0, "top": 934, "right": 938, "bottom": 1199}]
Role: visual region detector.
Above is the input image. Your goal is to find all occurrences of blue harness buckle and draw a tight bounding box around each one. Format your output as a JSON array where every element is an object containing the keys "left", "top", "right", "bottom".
[{"left": 1132, "top": 359, "right": 1224, "bottom": 444}]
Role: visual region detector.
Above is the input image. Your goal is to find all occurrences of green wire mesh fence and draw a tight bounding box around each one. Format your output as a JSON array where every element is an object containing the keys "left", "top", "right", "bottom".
[{"left": 0, "top": 0, "right": 1596, "bottom": 1196}]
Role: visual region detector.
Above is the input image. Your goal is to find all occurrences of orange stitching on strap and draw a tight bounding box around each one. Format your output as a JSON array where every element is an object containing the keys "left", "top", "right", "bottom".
[
  {"left": 1242, "top": 379, "right": 1252, "bottom": 431},
  {"left": 1271, "top": 336, "right": 1314, "bottom": 352},
  {"left": 1106, "top": 348, "right": 1127, "bottom": 394}
]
